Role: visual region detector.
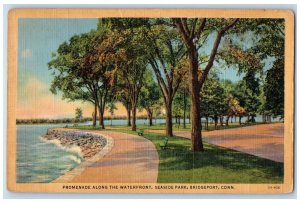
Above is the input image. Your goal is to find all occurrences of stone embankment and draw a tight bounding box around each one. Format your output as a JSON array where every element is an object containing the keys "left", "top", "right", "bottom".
[{"left": 43, "top": 129, "right": 107, "bottom": 159}]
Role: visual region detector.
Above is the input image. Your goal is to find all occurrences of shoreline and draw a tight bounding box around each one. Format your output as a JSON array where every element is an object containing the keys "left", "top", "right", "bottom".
[{"left": 42, "top": 128, "right": 114, "bottom": 183}]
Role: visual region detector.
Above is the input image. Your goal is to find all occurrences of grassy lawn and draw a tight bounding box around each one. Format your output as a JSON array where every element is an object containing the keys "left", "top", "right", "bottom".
[{"left": 72, "top": 126, "right": 284, "bottom": 184}]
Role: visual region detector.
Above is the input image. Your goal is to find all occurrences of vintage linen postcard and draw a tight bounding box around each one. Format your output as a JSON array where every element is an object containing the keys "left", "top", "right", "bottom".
[{"left": 7, "top": 8, "right": 294, "bottom": 193}]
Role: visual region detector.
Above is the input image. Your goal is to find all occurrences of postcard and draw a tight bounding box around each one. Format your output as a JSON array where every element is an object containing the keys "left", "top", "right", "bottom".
[{"left": 7, "top": 8, "right": 294, "bottom": 193}]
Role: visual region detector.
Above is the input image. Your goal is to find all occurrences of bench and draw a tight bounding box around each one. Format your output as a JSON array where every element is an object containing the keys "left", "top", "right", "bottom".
[
  {"left": 137, "top": 129, "right": 144, "bottom": 136},
  {"left": 160, "top": 137, "right": 169, "bottom": 150}
]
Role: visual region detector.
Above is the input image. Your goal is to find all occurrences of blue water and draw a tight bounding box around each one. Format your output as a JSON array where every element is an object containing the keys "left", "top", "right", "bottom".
[{"left": 16, "top": 124, "right": 83, "bottom": 183}]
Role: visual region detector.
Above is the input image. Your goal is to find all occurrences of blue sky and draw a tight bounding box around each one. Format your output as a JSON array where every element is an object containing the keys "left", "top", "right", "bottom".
[
  {"left": 18, "top": 19, "right": 99, "bottom": 118},
  {"left": 17, "top": 18, "right": 245, "bottom": 119},
  {"left": 18, "top": 18, "right": 99, "bottom": 85}
]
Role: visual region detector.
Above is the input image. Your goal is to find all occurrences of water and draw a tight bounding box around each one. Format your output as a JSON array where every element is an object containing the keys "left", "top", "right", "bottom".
[{"left": 16, "top": 124, "right": 83, "bottom": 183}]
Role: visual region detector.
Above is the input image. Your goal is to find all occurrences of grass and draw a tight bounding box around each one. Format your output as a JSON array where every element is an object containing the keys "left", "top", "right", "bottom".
[{"left": 72, "top": 125, "right": 284, "bottom": 184}]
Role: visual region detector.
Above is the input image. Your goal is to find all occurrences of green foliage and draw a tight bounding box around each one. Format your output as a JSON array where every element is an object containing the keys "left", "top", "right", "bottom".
[
  {"left": 200, "top": 74, "right": 227, "bottom": 117},
  {"left": 75, "top": 108, "right": 83, "bottom": 121},
  {"left": 232, "top": 80, "right": 260, "bottom": 118},
  {"left": 251, "top": 19, "right": 284, "bottom": 118},
  {"left": 47, "top": 17, "right": 285, "bottom": 131},
  {"left": 263, "top": 59, "right": 284, "bottom": 117},
  {"left": 138, "top": 70, "right": 161, "bottom": 111}
]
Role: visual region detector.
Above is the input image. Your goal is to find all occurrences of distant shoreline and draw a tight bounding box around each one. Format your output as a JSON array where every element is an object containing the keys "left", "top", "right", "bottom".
[{"left": 16, "top": 116, "right": 166, "bottom": 125}]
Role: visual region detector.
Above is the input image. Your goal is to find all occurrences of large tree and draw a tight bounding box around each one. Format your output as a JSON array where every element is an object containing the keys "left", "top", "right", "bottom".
[
  {"left": 253, "top": 19, "right": 285, "bottom": 118},
  {"left": 114, "top": 26, "right": 150, "bottom": 131},
  {"left": 49, "top": 27, "right": 125, "bottom": 129},
  {"left": 48, "top": 32, "right": 100, "bottom": 128},
  {"left": 146, "top": 25, "right": 188, "bottom": 136},
  {"left": 172, "top": 18, "right": 239, "bottom": 151}
]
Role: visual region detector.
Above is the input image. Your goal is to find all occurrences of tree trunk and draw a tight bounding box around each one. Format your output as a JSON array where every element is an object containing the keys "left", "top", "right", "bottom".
[
  {"left": 183, "top": 89, "right": 187, "bottom": 128},
  {"left": 165, "top": 102, "right": 173, "bottom": 136},
  {"left": 92, "top": 102, "right": 97, "bottom": 128},
  {"left": 205, "top": 116, "right": 209, "bottom": 130},
  {"left": 251, "top": 115, "right": 255, "bottom": 123},
  {"left": 220, "top": 116, "right": 223, "bottom": 126},
  {"left": 231, "top": 116, "right": 233, "bottom": 123},
  {"left": 214, "top": 115, "right": 218, "bottom": 129},
  {"left": 126, "top": 105, "right": 131, "bottom": 126},
  {"left": 146, "top": 107, "right": 153, "bottom": 126},
  {"left": 149, "top": 113, "right": 153, "bottom": 126},
  {"left": 132, "top": 106, "right": 137, "bottom": 131},
  {"left": 189, "top": 47, "right": 203, "bottom": 152},
  {"left": 98, "top": 107, "right": 105, "bottom": 129},
  {"left": 226, "top": 116, "right": 230, "bottom": 126},
  {"left": 239, "top": 116, "right": 242, "bottom": 125},
  {"left": 262, "top": 113, "right": 266, "bottom": 123},
  {"left": 183, "top": 111, "right": 186, "bottom": 128}
]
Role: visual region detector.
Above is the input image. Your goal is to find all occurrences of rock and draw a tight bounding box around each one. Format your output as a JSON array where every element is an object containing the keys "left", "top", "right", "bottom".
[{"left": 43, "top": 128, "right": 107, "bottom": 161}]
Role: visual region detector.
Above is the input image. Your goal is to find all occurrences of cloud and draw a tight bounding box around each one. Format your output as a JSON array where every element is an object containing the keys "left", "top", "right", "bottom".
[
  {"left": 21, "top": 48, "right": 32, "bottom": 59},
  {"left": 17, "top": 74, "right": 146, "bottom": 119}
]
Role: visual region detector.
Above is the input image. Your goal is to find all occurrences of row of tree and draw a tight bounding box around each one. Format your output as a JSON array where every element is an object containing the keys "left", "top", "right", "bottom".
[{"left": 49, "top": 18, "right": 284, "bottom": 152}]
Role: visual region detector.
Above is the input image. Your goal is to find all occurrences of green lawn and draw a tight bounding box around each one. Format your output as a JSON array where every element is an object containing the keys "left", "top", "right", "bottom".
[{"left": 72, "top": 126, "right": 284, "bottom": 183}]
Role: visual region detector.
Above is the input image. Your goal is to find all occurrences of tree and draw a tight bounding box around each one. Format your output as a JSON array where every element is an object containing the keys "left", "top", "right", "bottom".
[
  {"left": 231, "top": 80, "right": 260, "bottom": 124},
  {"left": 225, "top": 95, "right": 246, "bottom": 126},
  {"left": 138, "top": 70, "right": 161, "bottom": 126},
  {"left": 146, "top": 25, "right": 188, "bottom": 136},
  {"left": 49, "top": 26, "right": 125, "bottom": 129},
  {"left": 152, "top": 98, "right": 165, "bottom": 124},
  {"left": 252, "top": 19, "right": 284, "bottom": 118},
  {"left": 263, "top": 60, "right": 284, "bottom": 118},
  {"left": 172, "top": 84, "right": 191, "bottom": 128},
  {"left": 49, "top": 32, "right": 100, "bottom": 128},
  {"left": 200, "top": 74, "right": 227, "bottom": 130},
  {"left": 75, "top": 108, "right": 83, "bottom": 122},
  {"left": 106, "top": 98, "right": 117, "bottom": 126},
  {"left": 178, "top": 72, "right": 191, "bottom": 128},
  {"left": 116, "top": 90, "right": 132, "bottom": 126},
  {"left": 220, "top": 19, "right": 285, "bottom": 120},
  {"left": 172, "top": 18, "right": 239, "bottom": 151},
  {"left": 115, "top": 26, "right": 150, "bottom": 131}
]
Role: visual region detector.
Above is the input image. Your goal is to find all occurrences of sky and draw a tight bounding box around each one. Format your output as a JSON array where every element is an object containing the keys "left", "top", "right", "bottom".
[{"left": 17, "top": 18, "right": 243, "bottom": 119}]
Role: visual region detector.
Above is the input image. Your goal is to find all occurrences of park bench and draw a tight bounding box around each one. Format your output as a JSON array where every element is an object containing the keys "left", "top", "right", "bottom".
[
  {"left": 137, "top": 129, "right": 144, "bottom": 136},
  {"left": 160, "top": 137, "right": 169, "bottom": 150}
]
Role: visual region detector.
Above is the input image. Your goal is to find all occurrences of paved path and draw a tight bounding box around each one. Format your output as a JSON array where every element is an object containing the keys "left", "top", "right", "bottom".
[
  {"left": 70, "top": 130, "right": 159, "bottom": 183},
  {"left": 147, "top": 123, "right": 284, "bottom": 163}
]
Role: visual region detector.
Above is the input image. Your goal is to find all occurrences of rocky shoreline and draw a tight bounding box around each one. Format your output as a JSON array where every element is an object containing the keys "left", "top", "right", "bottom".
[{"left": 42, "top": 129, "right": 107, "bottom": 159}]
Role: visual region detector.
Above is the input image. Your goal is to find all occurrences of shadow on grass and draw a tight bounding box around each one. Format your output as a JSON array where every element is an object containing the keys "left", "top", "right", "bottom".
[{"left": 142, "top": 132, "right": 283, "bottom": 183}]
